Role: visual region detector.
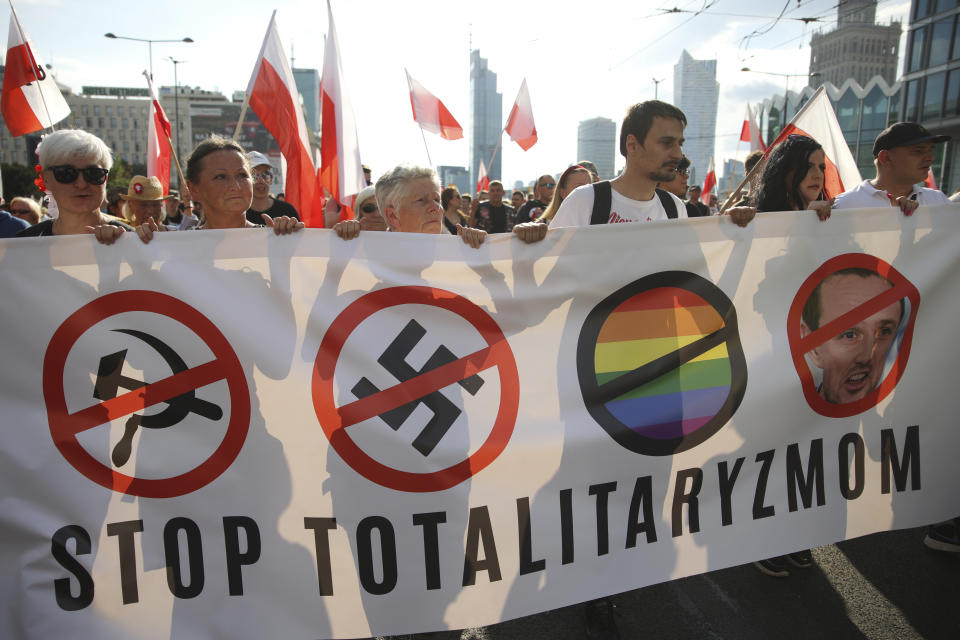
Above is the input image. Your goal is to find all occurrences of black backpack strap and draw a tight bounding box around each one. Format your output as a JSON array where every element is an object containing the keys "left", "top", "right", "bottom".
[
  {"left": 590, "top": 181, "right": 612, "bottom": 225},
  {"left": 655, "top": 188, "right": 678, "bottom": 219}
]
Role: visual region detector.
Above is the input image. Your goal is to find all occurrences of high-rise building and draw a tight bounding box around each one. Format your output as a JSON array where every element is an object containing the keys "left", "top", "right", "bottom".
[
  {"left": 292, "top": 68, "right": 321, "bottom": 133},
  {"left": 808, "top": 0, "right": 901, "bottom": 89},
  {"left": 577, "top": 117, "right": 616, "bottom": 179},
  {"left": 470, "top": 50, "right": 502, "bottom": 185},
  {"left": 900, "top": 0, "right": 960, "bottom": 191},
  {"left": 437, "top": 165, "right": 470, "bottom": 195},
  {"left": 673, "top": 50, "right": 718, "bottom": 186}
]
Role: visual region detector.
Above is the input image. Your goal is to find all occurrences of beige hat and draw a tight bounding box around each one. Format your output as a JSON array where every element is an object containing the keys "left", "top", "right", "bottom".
[{"left": 120, "top": 175, "right": 171, "bottom": 201}]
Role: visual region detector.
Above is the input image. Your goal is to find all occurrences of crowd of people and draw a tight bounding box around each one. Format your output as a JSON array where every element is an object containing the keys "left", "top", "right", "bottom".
[{"left": 1, "top": 99, "right": 957, "bottom": 639}]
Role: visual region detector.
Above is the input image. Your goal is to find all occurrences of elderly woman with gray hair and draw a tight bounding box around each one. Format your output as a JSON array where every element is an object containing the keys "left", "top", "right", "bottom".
[{"left": 336, "top": 165, "right": 547, "bottom": 245}]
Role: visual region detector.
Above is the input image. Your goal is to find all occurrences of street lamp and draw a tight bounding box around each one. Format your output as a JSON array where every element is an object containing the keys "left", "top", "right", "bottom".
[
  {"left": 741, "top": 67, "right": 822, "bottom": 130},
  {"left": 103, "top": 33, "right": 194, "bottom": 80},
  {"left": 652, "top": 77, "right": 665, "bottom": 100},
  {"left": 167, "top": 56, "right": 186, "bottom": 187}
]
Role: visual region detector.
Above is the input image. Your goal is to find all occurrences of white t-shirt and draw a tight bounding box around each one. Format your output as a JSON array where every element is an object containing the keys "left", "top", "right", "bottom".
[
  {"left": 833, "top": 179, "right": 953, "bottom": 210},
  {"left": 551, "top": 183, "right": 688, "bottom": 227}
]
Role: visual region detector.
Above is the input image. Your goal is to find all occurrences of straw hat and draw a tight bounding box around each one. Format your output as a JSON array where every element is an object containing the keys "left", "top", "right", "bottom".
[{"left": 120, "top": 175, "right": 171, "bottom": 201}]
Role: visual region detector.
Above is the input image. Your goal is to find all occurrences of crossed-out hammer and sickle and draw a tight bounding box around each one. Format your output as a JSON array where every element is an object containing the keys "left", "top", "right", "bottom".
[{"left": 93, "top": 329, "right": 222, "bottom": 467}]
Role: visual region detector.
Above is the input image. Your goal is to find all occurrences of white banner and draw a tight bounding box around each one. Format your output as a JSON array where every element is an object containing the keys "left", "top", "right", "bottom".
[{"left": 1, "top": 207, "right": 958, "bottom": 638}]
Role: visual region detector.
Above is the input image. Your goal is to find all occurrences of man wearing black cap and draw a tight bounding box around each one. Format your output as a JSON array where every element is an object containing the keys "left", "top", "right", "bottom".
[{"left": 833, "top": 122, "right": 952, "bottom": 211}]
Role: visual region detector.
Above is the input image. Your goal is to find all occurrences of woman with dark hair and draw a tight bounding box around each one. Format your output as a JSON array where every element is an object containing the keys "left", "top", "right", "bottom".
[
  {"left": 729, "top": 135, "right": 833, "bottom": 226},
  {"left": 440, "top": 186, "right": 467, "bottom": 234},
  {"left": 536, "top": 165, "right": 592, "bottom": 226},
  {"left": 136, "top": 135, "right": 302, "bottom": 242}
]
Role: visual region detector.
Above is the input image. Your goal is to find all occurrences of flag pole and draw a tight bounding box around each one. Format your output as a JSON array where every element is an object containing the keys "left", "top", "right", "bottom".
[
  {"left": 419, "top": 126, "right": 433, "bottom": 168},
  {"left": 9, "top": 0, "right": 56, "bottom": 131},
  {"left": 232, "top": 94, "right": 251, "bottom": 141},
  {"left": 485, "top": 127, "right": 505, "bottom": 182}
]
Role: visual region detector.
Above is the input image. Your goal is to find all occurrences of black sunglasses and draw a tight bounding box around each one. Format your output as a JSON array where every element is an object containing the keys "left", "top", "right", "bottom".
[
  {"left": 360, "top": 203, "right": 378, "bottom": 214},
  {"left": 48, "top": 165, "right": 109, "bottom": 185}
]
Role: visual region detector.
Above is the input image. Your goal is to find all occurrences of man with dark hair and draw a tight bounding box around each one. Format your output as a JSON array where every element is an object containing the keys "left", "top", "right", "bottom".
[
  {"left": 686, "top": 185, "right": 710, "bottom": 217},
  {"left": 516, "top": 174, "right": 555, "bottom": 223},
  {"left": 833, "top": 122, "right": 952, "bottom": 212},
  {"left": 658, "top": 156, "right": 703, "bottom": 218},
  {"left": 473, "top": 180, "right": 515, "bottom": 233},
  {"left": 800, "top": 268, "right": 903, "bottom": 405},
  {"left": 550, "top": 100, "right": 688, "bottom": 227},
  {"left": 511, "top": 190, "right": 526, "bottom": 211}
]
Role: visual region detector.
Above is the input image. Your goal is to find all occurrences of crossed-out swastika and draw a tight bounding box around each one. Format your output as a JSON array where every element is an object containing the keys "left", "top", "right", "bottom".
[{"left": 351, "top": 319, "right": 484, "bottom": 456}]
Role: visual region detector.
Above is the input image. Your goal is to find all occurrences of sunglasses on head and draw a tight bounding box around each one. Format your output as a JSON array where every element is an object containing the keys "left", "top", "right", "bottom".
[{"left": 48, "top": 165, "right": 109, "bottom": 185}]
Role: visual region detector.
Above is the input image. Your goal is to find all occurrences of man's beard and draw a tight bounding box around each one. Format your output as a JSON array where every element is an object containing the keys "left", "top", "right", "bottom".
[{"left": 649, "top": 167, "right": 678, "bottom": 182}]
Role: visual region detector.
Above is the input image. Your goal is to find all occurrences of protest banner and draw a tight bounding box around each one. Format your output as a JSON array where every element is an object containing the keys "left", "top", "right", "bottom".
[{"left": 0, "top": 207, "right": 957, "bottom": 638}]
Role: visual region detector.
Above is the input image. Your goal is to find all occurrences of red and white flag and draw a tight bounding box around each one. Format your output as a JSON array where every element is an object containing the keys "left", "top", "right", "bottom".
[
  {"left": 925, "top": 167, "right": 937, "bottom": 190},
  {"left": 319, "top": 0, "right": 365, "bottom": 223},
  {"left": 405, "top": 69, "right": 463, "bottom": 140},
  {"left": 143, "top": 71, "right": 172, "bottom": 195},
  {"left": 245, "top": 11, "right": 322, "bottom": 225},
  {"left": 701, "top": 157, "right": 716, "bottom": 205},
  {"left": 505, "top": 78, "right": 537, "bottom": 151},
  {"left": 1, "top": 5, "right": 69, "bottom": 137},
  {"left": 476, "top": 159, "right": 489, "bottom": 193},
  {"left": 739, "top": 104, "right": 766, "bottom": 152},
  {"left": 766, "top": 86, "right": 861, "bottom": 199}
]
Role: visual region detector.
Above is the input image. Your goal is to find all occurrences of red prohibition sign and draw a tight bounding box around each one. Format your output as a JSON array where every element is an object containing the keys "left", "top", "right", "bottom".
[
  {"left": 312, "top": 286, "right": 519, "bottom": 492},
  {"left": 43, "top": 290, "right": 250, "bottom": 498},
  {"left": 786, "top": 254, "right": 920, "bottom": 418}
]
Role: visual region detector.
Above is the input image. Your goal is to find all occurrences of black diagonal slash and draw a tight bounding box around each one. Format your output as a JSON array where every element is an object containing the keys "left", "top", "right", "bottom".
[
  {"left": 350, "top": 319, "right": 485, "bottom": 456},
  {"left": 582, "top": 326, "right": 730, "bottom": 409},
  {"left": 93, "top": 329, "right": 223, "bottom": 467}
]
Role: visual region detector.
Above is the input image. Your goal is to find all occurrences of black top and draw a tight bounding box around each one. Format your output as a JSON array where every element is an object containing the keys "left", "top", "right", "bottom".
[
  {"left": 15, "top": 218, "right": 134, "bottom": 237},
  {"left": 246, "top": 198, "right": 301, "bottom": 225},
  {"left": 516, "top": 199, "right": 547, "bottom": 224},
  {"left": 473, "top": 202, "right": 515, "bottom": 234}
]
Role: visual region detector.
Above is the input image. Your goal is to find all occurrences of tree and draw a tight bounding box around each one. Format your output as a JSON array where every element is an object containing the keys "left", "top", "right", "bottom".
[{"left": 1, "top": 162, "right": 43, "bottom": 202}]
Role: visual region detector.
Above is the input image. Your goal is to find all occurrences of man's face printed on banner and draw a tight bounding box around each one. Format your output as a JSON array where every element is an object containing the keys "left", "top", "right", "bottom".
[{"left": 801, "top": 272, "right": 903, "bottom": 405}]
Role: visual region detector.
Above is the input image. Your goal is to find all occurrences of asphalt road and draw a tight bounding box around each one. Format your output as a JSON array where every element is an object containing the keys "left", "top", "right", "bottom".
[{"left": 384, "top": 526, "right": 959, "bottom": 640}]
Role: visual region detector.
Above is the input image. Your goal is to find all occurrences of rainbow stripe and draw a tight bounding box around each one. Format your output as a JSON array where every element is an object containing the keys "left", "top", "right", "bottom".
[{"left": 594, "top": 286, "right": 731, "bottom": 440}]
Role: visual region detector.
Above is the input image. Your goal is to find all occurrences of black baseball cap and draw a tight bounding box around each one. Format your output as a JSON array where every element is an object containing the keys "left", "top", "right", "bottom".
[{"left": 873, "top": 122, "right": 950, "bottom": 156}]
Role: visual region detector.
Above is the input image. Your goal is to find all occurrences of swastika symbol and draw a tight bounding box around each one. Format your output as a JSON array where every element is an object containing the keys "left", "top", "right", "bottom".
[{"left": 351, "top": 319, "right": 484, "bottom": 456}]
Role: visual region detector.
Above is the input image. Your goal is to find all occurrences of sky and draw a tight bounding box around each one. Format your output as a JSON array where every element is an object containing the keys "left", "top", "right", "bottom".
[{"left": 12, "top": 0, "right": 911, "bottom": 188}]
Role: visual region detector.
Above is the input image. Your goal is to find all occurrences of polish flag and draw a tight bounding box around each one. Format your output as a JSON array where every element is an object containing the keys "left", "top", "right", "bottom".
[
  {"left": 143, "top": 71, "right": 172, "bottom": 195},
  {"left": 1, "top": 6, "right": 69, "bottom": 137},
  {"left": 739, "top": 104, "right": 766, "bottom": 152},
  {"left": 925, "top": 167, "right": 937, "bottom": 190},
  {"left": 319, "top": 0, "right": 365, "bottom": 223},
  {"left": 505, "top": 78, "right": 537, "bottom": 151},
  {"left": 701, "top": 157, "right": 716, "bottom": 205},
  {"left": 766, "top": 86, "right": 861, "bottom": 199},
  {"left": 476, "top": 159, "right": 489, "bottom": 193},
  {"left": 405, "top": 69, "right": 463, "bottom": 140},
  {"left": 245, "top": 11, "right": 322, "bottom": 225}
]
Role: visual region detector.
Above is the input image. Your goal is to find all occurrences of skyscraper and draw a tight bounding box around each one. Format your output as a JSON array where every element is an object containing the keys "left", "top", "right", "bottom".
[
  {"left": 292, "top": 68, "right": 321, "bottom": 133},
  {"left": 673, "top": 50, "right": 718, "bottom": 186},
  {"left": 470, "top": 50, "right": 502, "bottom": 186},
  {"left": 577, "top": 117, "right": 617, "bottom": 179},
  {"left": 808, "top": 0, "right": 901, "bottom": 89}
]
